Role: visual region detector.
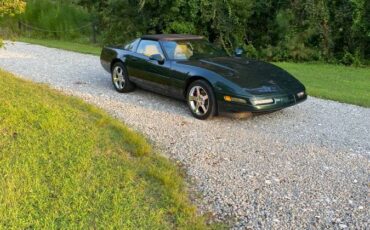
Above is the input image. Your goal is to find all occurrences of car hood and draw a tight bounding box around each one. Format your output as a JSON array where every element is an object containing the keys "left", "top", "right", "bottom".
[{"left": 184, "top": 57, "right": 305, "bottom": 95}]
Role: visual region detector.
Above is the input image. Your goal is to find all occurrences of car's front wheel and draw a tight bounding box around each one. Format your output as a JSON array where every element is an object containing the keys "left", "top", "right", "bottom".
[
  {"left": 187, "top": 80, "right": 217, "bottom": 120},
  {"left": 111, "top": 62, "right": 135, "bottom": 93}
]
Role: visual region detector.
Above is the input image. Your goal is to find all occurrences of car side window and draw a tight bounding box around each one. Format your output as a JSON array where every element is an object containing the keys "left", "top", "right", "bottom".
[
  {"left": 162, "top": 41, "right": 194, "bottom": 60},
  {"left": 124, "top": 38, "right": 140, "bottom": 51},
  {"left": 136, "top": 40, "right": 164, "bottom": 57}
]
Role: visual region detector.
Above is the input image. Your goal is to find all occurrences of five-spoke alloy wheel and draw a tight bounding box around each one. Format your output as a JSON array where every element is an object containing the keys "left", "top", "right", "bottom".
[
  {"left": 111, "top": 62, "right": 135, "bottom": 93},
  {"left": 187, "top": 80, "right": 216, "bottom": 119}
]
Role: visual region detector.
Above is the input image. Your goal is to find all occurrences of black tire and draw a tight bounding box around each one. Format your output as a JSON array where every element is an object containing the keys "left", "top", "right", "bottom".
[
  {"left": 111, "top": 62, "right": 135, "bottom": 93},
  {"left": 186, "top": 80, "right": 217, "bottom": 120}
]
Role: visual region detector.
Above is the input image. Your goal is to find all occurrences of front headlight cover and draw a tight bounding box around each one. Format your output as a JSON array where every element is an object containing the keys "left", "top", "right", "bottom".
[
  {"left": 297, "top": 91, "right": 305, "bottom": 98},
  {"left": 250, "top": 98, "right": 274, "bottom": 106}
]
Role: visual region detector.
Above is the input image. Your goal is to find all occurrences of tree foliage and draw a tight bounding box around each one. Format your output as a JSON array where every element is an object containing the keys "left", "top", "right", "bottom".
[
  {"left": 81, "top": 0, "right": 368, "bottom": 63},
  {"left": 0, "top": 0, "right": 26, "bottom": 17},
  {"left": 4, "top": 0, "right": 369, "bottom": 64},
  {"left": 0, "top": 0, "right": 26, "bottom": 46}
]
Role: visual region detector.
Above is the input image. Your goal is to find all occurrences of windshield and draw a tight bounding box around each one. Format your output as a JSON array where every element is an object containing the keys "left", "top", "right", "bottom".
[{"left": 161, "top": 40, "right": 227, "bottom": 60}]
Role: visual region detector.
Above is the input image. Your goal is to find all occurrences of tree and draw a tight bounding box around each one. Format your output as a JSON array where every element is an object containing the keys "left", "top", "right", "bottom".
[
  {"left": 91, "top": 0, "right": 368, "bottom": 63},
  {"left": 0, "top": 0, "right": 25, "bottom": 16},
  {"left": 0, "top": 0, "right": 26, "bottom": 46},
  {"left": 1, "top": 0, "right": 367, "bottom": 63}
]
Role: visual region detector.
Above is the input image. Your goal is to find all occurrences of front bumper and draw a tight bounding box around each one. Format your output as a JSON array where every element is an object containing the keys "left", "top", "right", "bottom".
[{"left": 217, "top": 92, "right": 307, "bottom": 113}]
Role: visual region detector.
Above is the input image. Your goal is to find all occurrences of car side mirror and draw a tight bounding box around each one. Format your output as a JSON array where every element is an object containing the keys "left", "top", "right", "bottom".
[
  {"left": 235, "top": 48, "right": 244, "bottom": 57},
  {"left": 149, "top": 54, "right": 165, "bottom": 64}
]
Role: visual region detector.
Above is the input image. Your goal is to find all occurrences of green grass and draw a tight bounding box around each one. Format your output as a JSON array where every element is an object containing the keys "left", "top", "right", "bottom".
[
  {"left": 18, "top": 37, "right": 101, "bottom": 56},
  {"left": 0, "top": 69, "right": 210, "bottom": 229},
  {"left": 15, "top": 37, "right": 370, "bottom": 108},
  {"left": 276, "top": 62, "right": 370, "bottom": 107}
]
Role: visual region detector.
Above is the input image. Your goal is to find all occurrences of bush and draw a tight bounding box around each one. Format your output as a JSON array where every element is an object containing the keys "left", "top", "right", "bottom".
[
  {"left": 19, "top": 0, "right": 91, "bottom": 40},
  {"left": 0, "top": 17, "right": 18, "bottom": 40},
  {"left": 243, "top": 43, "right": 258, "bottom": 59},
  {"left": 341, "top": 50, "right": 362, "bottom": 66},
  {"left": 341, "top": 51, "right": 355, "bottom": 66}
]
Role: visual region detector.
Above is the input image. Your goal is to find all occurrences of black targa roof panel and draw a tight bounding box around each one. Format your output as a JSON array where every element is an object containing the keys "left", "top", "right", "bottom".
[{"left": 141, "top": 34, "right": 204, "bottom": 41}]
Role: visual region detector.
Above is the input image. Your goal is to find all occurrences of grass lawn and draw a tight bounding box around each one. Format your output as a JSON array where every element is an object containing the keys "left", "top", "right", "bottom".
[
  {"left": 276, "top": 62, "right": 370, "bottom": 108},
  {"left": 16, "top": 37, "right": 370, "bottom": 108},
  {"left": 0, "top": 69, "right": 209, "bottom": 229},
  {"left": 18, "top": 37, "right": 101, "bottom": 56}
]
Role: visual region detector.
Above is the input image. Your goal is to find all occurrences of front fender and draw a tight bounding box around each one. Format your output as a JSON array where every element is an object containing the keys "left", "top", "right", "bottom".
[{"left": 186, "top": 67, "right": 244, "bottom": 97}]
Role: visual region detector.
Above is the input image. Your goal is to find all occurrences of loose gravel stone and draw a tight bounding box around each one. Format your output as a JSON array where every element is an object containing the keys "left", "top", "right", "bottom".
[{"left": 1, "top": 42, "right": 369, "bottom": 229}]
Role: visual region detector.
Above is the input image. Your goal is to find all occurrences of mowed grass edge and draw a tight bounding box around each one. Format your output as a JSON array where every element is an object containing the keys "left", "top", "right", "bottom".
[
  {"left": 0, "top": 69, "right": 212, "bottom": 229},
  {"left": 275, "top": 62, "right": 370, "bottom": 108},
  {"left": 18, "top": 37, "right": 101, "bottom": 56},
  {"left": 16, "top": 37, "right": 370, "bottom": 107}
]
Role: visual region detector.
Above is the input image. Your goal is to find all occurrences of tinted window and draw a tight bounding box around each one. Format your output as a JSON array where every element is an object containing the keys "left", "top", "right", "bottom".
[
  {"left": 124, "top": 38, "right": 140, "bottom": 51},
  {"left": 162, "top": 40, "right": 227, "bottom": 60},
  {"left": 136, "top": 40, "right": 164, "bottom": 57}
]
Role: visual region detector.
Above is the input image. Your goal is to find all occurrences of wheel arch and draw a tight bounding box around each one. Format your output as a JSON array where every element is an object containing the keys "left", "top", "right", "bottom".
[
  {"left": 110, "top": 58, "right": 125, "bottom": 72},
  {"left": 184, "top": 76, "right": 214, "bottom": 97}
]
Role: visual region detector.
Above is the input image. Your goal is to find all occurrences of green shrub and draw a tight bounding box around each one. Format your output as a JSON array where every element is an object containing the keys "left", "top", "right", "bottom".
[
  {"left": 0, "top": 17, "right": 18, "bottom": 40},
  {"left": 19, "top": 0, "right": 91, "bottom": 40},
  {"left": 243, "top": 43, "right": 258, "bottom": 59},
  {"left": 340, "top": 51, "right": 362, "bottom": 66},
  {"left": 353, "top": 49, "right": 363, "bottom": 67}
]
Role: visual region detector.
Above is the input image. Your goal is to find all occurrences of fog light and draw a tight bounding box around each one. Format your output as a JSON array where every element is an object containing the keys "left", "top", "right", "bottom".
[
  {"left": 251, "top": 98, "right": 274, "bottom": 105},
  {"left": 224, "top": 96, "right": 247, "bottom": 104},
  {"left": 297, "top": 91, "right": 305, "bottom": 98}
]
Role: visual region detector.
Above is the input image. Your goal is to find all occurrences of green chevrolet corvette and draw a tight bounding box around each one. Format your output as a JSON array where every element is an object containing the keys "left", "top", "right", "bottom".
[{"left": 100, "top": 34, "right": 307, "bottom": 119}]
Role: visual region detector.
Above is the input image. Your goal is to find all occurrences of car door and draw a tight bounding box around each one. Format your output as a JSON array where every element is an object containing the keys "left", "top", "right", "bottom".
[{"left": 126, "top": 39, "right": 171, "bottom": 95}]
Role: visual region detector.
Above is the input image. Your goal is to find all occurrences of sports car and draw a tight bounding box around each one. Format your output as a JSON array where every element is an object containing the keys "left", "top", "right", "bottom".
[{"left": 100, "top": 34, "right": 307, "bottom": 119}]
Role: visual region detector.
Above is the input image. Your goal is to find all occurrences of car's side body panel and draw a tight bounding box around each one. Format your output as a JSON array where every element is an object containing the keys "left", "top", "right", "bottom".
[
  {"left": 101, "top": 46, "right": 170, "bottom": 96},
  {"left": 126, "top": 53, "right": 172, "bottom": 95},
  {"left": 166, "top": 61, "right": 222, "bottom": 99},
  {"left": 100, "top": 46, "right": 128, "bottom": 73}
]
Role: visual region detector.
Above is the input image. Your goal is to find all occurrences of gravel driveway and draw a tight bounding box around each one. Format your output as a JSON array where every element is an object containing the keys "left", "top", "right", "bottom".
[{"left": 1, "top": 42, "right": 369, "bottom": 229}]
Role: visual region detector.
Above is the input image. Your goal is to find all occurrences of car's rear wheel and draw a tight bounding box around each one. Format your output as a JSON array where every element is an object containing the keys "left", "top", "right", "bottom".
[
  {"left": 111, "top": 62, "right": 135, "bottom": 93},
  {"left": 187, "top": 80, "right": 216, "bottom": 120}
]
